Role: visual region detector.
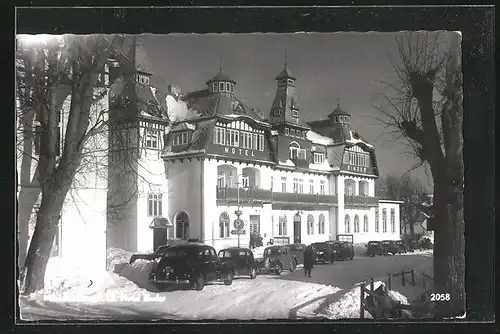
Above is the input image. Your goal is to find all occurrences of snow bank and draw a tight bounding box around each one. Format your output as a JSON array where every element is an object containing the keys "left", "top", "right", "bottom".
[
  {"left": 398, "top": 249, "right": 433, "bottom": 257},
  {"left": 320, "top": 281, "right": 385, "bottom": 319},
  {"left": 252, "top": 246, "right": 265, "bottom": 259},
  {"left": 106, "top": 247, "right": 134, "bottom": 272},
  {"left": 116, "top": 259, "right": 158, "bottom": 291}
]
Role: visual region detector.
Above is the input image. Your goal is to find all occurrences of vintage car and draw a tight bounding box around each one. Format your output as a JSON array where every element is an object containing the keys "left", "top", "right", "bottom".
[
  {"left": 382, "top": 240, "right": 400, "bottom": 255},
  {"left": 150, "top": 244, "right": 235, "bottom": 291},
  {"left": 310, "top": 242, "right": 335, "bottom": 264},
  {"left": 257, "top": 245, "right": 297, "bottom": 275},
  {"left": 366, "top": 241, "right": 384, "bottom": 257},
  {"left": 327, "top": 241, "right": 354, "bottom": 261},
  {"left": 129, "top": 245, "right": 171, "bottom": 264},
  {"left": 218, "top": 247, "right": 258, "bottom": 279},
  {"left": 395, "top": 240, "right": 408, "bottom": 253},
  {"left": 288, "top": 243, "right": 307, "bottom": 265}
]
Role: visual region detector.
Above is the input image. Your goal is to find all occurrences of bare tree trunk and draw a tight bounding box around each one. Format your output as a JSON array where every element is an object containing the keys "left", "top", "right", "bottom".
[
  {"left": 433, "top": 181, "right": 465, "bottom": 317},
  {"left": 17, "top": 187, "right": 41, "bottom": 268},
  {"left": 409, "top": 222, "right": 415, "bottom": 241},
  {"left": 22, "top": 189, "right": 65, "bottom": 294}
]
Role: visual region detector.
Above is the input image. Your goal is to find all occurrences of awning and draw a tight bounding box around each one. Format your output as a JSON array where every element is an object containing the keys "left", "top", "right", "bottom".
[{"left": 149, "top": 217, "right": 173, "bottom": 229}]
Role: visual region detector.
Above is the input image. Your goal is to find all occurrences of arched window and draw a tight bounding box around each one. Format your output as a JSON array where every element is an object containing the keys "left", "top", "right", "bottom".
[
  {"left": 375, "top": 209, "right": 379, "bottom": 233},
  {"left": 289, "top": 141, "right": 300, "bottom": 160},
  {"left": 382, "top": 209, "right": 388, "bottom": 233},
  {"left": 363, "top": 215, "right": 369, "bottom": 232},
  {"left": 279, "top": 215, "right": 287, "bottom": 236},
  {"left": 344, "top": 179, "right": 355, "bottom": 196},
  {"left": 344, "top": 214, "right": 351, "bottom": 233},
  {"left": 175, "top": 211, "right": 190, "bottom": 240},
  {"left": 219, "top": 212, "right": 230, "bottom": 238},
  {"left": 318, "top": 214, "right": 325, "bottom": 234},
  {"left": 307, "top": 214, "right": 314, "bottom": 235},
  {"left": 354, "top": 214, "right": 360, "bottom": 233},
  {"left": 390, "top": 209, "right": 396, "bottom": 233}
]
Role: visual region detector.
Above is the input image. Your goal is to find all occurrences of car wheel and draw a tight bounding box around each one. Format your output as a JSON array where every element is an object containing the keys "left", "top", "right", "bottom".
[
  {"left": 289, "top": 261, "right": 296, "bottom": 272},
  {"left": 350, "top": 256, "right": 354, "bottom": 261},
  {"left": 250, "top": 267, "right": 257, "bottom": 279},
  {"left": 224, "top": 272, "right": 234, "bottom": 285},
  {"left": 276, "top": 264, "right": 282, "bottom": 275},
  {"left": 192, "top": 275, "right": 205, "bottom": 291}
]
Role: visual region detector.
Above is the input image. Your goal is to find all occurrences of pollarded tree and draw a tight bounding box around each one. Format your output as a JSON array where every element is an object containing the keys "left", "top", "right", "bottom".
[{"left": 376, "top": 32, "right": 464, "bottom": 317}]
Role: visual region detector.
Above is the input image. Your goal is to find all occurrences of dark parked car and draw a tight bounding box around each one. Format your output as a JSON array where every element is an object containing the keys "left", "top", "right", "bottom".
[
  {"left": 327, "top": 241, "right": 354, "bottom": 261},
  {"left": 310, "top": 242, "right": 335, "bottom": 264},
  {"left": 150, "top": 244, "right": 235, "bottom": 291},
  {"left": 257, "top": 245, "right": 297, "bottom": 275},
  {"left": 288, "top": 243, "right": 307, "bottom": 265},
  {"left": 395, "top": 240, "right": 408, "bottom": 253},
  {"left": 218, "top": 247, "right": 258, "bottom": 279},
  {"left": 382, "top": 240, "right": 400, "bottom": 255},
  {"left": 130, "top": 245, "right": 171, "bottom": 264},
  {"left": 366, "top": 241, "right": 383, "bottom": 257}
]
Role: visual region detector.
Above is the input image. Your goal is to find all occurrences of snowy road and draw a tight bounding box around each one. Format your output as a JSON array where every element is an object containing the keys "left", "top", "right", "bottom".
[{"left": 19, "top": 252, "right": 432, "bottom": 321}]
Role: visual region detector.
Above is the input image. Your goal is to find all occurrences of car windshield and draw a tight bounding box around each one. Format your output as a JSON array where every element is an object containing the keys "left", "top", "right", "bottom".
[
  {"left": 163, "top": 248, "right": 193, "bottom": 258},
  {"left": 265, "top": 248, "right": 281, "bottom": 256},
  {"left": 382, "top": 241, "right": 391, "bottom": 245},
  {"left": 368, "top": 242, "right": 380, "bottom": 245},
  {"left": 312, "top": 243, "right": 328, "bottom": 251}
]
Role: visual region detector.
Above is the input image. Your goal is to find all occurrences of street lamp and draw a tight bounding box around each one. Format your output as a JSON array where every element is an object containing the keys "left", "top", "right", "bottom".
[{"left": 233, "top": 173, "right": 248, "bottom": 248}]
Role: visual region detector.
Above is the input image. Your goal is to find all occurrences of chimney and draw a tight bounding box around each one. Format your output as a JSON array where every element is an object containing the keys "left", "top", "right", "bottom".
[{"left": 167, "top": 84, "right": 181, "bottom": 95}]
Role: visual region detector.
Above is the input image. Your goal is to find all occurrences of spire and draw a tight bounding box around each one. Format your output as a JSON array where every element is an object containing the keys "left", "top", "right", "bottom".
[
  {"left": 336, "top": 97, "right": 340, "bottom": 108},
  {"left": 219, "top": 56, "right": 222, "bottom": 72},
  {"left": 284, "top": 47, "right": 288, "bottom": 68}
]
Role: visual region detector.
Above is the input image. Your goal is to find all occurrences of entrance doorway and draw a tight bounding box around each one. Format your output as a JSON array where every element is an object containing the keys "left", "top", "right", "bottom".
[{"left": 293, "top": 213, "right": 301, "bottom": 244}]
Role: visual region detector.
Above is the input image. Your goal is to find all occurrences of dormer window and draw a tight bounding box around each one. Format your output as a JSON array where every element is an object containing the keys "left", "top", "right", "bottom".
[
  {"left": 287, "top": 79, "right": 294, "bottom": 85},
  {"left": 173, "top": 131, "right": 189, "bottom": 146},
  {"left": 284, "top": 127, "right": 289, "bottom": 135},
  {"left": 313, "top": 152, "right": 325, "bottom": 164},
  {"left": 274, "top": 108, "right": 281, "bottom": 117},
  {"left": 231, "top": 84, "right": 234, "bottom": 92},
  {"left": 137, "top": 73, "right": 150, "bottom": 85},
  {"left": 334, "top": 116, "right": 339, "bottom": 123},
  {"left": 146, "top": 129, "right": 159, "bottom": 149},
  {"left": 219, "top": 82, "right": 225, "bottom": 92},
  {"left": 213, "top": 82, "right": 218, "bottom": 92},
  {"left": 291, "top": 109, "right": 299, "bottom": 118},
  {"left": 225, "top": 82, "right": 231, "bottom": 92}
]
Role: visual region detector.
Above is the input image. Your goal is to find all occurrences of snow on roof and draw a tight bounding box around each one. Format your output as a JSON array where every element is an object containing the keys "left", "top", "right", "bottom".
[
  {"left": 223, "top": 114, "right": 270, "bottom": 126},
  {"left": 306, "top": 131, "right": 335, "bottom": 146},
  {"left": 271, "top": 130, "right": 279, "bottom": 136},
  {"left": 278, "top": 159, "right": 295, "bottom": 167},
  {"left": 309, "top": 159, "right": 334, "bottom": 171},
  {"left": 346, "top": 131, "right": 374, "bottom": 148}
]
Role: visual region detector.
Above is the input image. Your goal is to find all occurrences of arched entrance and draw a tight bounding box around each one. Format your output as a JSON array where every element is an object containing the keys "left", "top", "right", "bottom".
[{"left": 293, "top": 213, "right": 302, "bottom": 244}]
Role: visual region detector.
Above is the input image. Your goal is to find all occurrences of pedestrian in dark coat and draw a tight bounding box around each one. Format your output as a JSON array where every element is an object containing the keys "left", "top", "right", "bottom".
[{"left": 303, "top": 246, "right": 315, "bottom": 277}]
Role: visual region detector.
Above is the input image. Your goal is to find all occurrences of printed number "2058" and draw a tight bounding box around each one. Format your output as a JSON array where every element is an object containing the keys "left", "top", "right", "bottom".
[{"left": 430, "top": 293, "right": 450, "bottom": 301}]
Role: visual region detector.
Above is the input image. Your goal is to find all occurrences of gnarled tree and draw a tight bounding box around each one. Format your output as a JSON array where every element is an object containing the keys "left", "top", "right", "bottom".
[{"left": 376, "top": 32, "right": 464, "bottom": 317}]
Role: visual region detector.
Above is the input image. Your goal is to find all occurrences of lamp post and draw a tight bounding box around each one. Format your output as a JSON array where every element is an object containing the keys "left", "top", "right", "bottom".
[{"left": 233, "top": 173, "right": 247, "bottom": 248}]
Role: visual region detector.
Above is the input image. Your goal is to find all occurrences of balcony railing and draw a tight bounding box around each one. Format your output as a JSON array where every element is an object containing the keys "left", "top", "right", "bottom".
[
  {"left": 344, "top": 194, "right": 379, "bottom": 207},
  {"left": 216, "top": 187, "right": 338, "bottom": 206}
]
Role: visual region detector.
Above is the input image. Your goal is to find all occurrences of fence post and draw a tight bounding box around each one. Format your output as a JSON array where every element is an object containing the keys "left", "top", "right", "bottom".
[
  {"left": 411, "top": 269, "right": 415, "bottom": 286},
  {"left": 370, "top": 277, "right": 374, "bottom": 291},
  {"left": 401, "top": 270, "right": 405, "bottom": 286},
  {"left": 360, "top": 285, "right": 364, "bottom": 319},
  {"left": 388, "top": 274, "right": 392, "bottom": 291}
]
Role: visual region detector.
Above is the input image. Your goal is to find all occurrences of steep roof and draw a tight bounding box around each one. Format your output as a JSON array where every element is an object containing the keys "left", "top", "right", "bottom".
[
  {"left": 206, "top": 71, "right": 236, "bottom": 84},
  {"left": 327, "top": 106, "right": 351, "bottom": 118},
  {"left": 275, "top": 66, "right": 296, "bottom": 80},
  {"left": 326, "top": 145, "right": 345, "bottom": 169},
  {"left": 164, "top": 118, "right": 217, "bottom": 156},
  {"left": 135, "top": 83, "right": 168, "bottom": 119}
]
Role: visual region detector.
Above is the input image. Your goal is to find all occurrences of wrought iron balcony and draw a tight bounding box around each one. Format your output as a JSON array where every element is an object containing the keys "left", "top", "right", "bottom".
[
  {"left": 344, "top": 194, "right": 379, "bottom": 207},
  {"left": 272, "top": 192, "right": 338, "bottom": 206},
  {"left": 216, "top": 187, "right": 272, "bottom": 204}
]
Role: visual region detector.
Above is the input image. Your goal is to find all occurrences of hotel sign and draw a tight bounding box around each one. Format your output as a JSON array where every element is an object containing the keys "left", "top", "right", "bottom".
[
  {"left": 346, "top": 165, "right": 368, "bottom": 173},
  {"left": 224, "top": 146, "right": 256, "bottom": 157}
]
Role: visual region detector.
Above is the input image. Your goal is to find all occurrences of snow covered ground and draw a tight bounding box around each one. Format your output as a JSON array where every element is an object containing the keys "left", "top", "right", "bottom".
[
  {"left": 19, "top": 249, "right": 341, "bottom": 320},
  {"left": 398, "top": 249, "right": 433, "bottom": 257}
]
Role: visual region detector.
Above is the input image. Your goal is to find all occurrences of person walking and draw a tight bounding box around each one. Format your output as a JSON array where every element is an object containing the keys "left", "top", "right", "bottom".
[{"left": 303, "top": 245, "right": 315, "bottom": 278}]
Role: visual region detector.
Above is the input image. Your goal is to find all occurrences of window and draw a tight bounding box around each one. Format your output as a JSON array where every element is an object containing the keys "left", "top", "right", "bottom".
[
  {"left": 318, "top": 214, "right": 325, "bottom": 234},
  {"left": 250, "top": 219, "right": 260, "bottom": 235},
  {"left": 284, "top": 128, "right": 289, "bottom": 135},
  {"left": 175, "top": 211, "right": 190, "bottom": 240},
  {"left": 253, "top": 133, "right": 264, "bottom": 151},
  {"left": 213, "top": 82, "right": 218, "bottom": 92},
  {"left": 307, "top": 215, "right": 314, "bottom": 235},
  {"left": 291, "top": 109, "right": 299, "bottom": 118},
  {"left": 390, "top": 209, "right": 396, "bottom": 233},
  {"left": 375, "top": 209, "right": 379, "bottom": 233},
  {"left": 219, "top": 82, "right": 225, "bottom": 91},
  {"left": 313, "top": 153, "right": 324, "bottom": 164},
  {"left": 173, "top": 131, "right": 189, "bottom": 147},
  {"left": 290, "top": 129, "right": 296, "bottom": 136},
  {"left": 241, "top": 132, "right": 253, "bottom": 149},
  {"left": 226, "top": 129, "right": 239, "bottom": 147},
  {"left": 354, "top": 215, "right": 360, "bottom": 233},
  {"left": 274, "top": 108, "right": 281, "bottom": 116},
  {"left": 217, "top": 172, "right": 226, "bottom": 188},
  {"left": 320, "top": 181, "right": 325, "bottom": 195},
  {"left": 382, "top": 209, "right": 388, "bottom": 233},
  {"left": 225, "top": 82, "right": 231, "bottom": 92},
  {"left": 363, "top": 215, "right": 369, "bottom": 232},
  {"left": 213, "top": 126, "right": 226, "bottom": 145},
  {"left": 146, "top": 129, "right": 159, "bottom": 149},
  {"left": 279, "top": 215, "right": 287, "bottom": 236},
  {"left": 219, "top": 212, "right": 230, "bottom": 238},
  {"left": 343, "top": 152, "right": 349, "bottom": 164},
  {"left": 289, "top": 142, "right": 300, "bottom": 159},
  {"left": 147, "top": 193, "right": 162, "bottom": 217},
  {"left": 334, "top": 116, "right": 339, "bottom": 123},
  {"left": 298, "top": 148, "right": 307, "bottom": 160},
  {"left": 293, "top": 178, "right": 299, "bottom": 193},
  {"left": 309, "top": 180, "right": 314, "bottom": 194},
  {"left": 281, "top": 177, "right": 287, "bottom": 193},
  {"left": 241, "top": 175, "right": 249, "bottom": 188},
  {"left": 231, "top": 84, "right": 234, "bottom": 92},
  {"left": 287, "top": 79, "right": 294, "bottom": 85},
  {"left": 298, "top": 179, "right": 304, "bottom": 194},
  {"left": 346, "top": 184, "right": 354, "bottom": 196},
  {"left": 344, "top": 214, "right": 351, "bottom": 233}
]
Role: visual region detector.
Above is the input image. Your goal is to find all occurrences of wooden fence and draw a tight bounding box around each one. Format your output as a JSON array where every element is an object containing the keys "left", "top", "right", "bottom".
[{"left": 359, "top": 269, "right": 434, "bottom": 319}]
